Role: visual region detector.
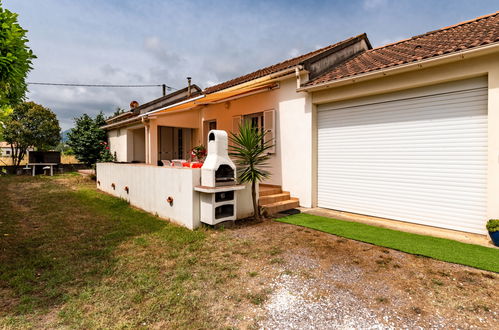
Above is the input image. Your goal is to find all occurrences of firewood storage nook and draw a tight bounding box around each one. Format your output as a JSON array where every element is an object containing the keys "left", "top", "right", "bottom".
[{"left": 194, "top": 130, "right": 245, "bottom": 225}]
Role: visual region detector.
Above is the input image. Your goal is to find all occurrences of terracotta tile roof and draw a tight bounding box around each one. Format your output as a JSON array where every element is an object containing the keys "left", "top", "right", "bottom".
[
  {"left": 204, "top": 34, "right": 369, "bottom": 94},
  {"left": 305, "top": 11, "right": 499, "bottom": 87}
]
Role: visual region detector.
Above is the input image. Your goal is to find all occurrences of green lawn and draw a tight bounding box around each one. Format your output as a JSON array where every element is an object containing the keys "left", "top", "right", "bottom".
[
  {"left": 0, "top": 174, "right": 263, "bottom": 328},
  {"left": 277, "top": 213, "right": 499, "bottom": 273}
]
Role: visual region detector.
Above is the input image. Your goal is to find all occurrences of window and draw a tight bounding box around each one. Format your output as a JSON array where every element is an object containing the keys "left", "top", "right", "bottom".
[
  {"left": 244, "top": 113, "right": 264, "bottom": 134},
  {"left": 232, "top": 110, "right": 275, "bottom": 154},
  {"left": 5, "top": 150, "right": 10, "bottom": 155}
]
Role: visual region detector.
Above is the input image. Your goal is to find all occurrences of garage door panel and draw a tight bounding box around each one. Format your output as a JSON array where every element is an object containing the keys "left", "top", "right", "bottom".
[
  {"left": 319, "top": 179, "right": 486, "bottom": 204},
  {"left": 319, "top": 93, "right": 487, "bottom": 128},
  {"left": 317, "top": 80, "right": 487, "bottom": 234}
]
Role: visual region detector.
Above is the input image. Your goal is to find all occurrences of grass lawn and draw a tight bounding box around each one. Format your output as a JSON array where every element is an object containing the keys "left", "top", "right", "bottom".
[
  {"left": 277, "top": 213, "right": 499, "bottom": 273},
  {"left": 0, "top": 174, "right": 269, "bottom": 329},
  {"left": 1, "top": 174, "right": 497, "bottom": 328}
]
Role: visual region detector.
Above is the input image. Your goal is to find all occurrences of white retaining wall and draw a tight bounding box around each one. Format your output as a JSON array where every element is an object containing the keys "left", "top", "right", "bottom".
[{"left": 96, "top": 162, "right": 254, "bottom": 229}]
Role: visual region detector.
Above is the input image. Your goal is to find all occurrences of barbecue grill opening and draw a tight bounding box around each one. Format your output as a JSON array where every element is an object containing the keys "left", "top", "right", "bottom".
[
  {"left": 215, "top": 204, "right": 234, "bottom": 219},
  {"left": 215, "top": 164, "right": 234, "bottom": 182},
  {"left": 215, "top": 191, "right": 234, "bottom": 202}
]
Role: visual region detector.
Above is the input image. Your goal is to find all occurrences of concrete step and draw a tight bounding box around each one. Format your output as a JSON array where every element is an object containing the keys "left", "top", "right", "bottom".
[
  {"left": 261, "top": 198, "right": 300, "bottom": 216},
  {"left": 258, "top": 192, "right": 291, "bottom": 205},
  {"left": 259, "top": 185, "right": 282, "bottom": 197}
]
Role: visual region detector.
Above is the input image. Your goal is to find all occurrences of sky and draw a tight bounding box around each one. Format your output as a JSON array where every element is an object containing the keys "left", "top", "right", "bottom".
[{"left": 4, "top": 0, "right": 499, "bottom": 130}]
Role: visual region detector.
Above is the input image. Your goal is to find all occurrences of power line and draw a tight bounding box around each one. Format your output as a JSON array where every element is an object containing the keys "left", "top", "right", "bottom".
[{"left": 27, "top": 82, "right": 177, "bottom": 90}]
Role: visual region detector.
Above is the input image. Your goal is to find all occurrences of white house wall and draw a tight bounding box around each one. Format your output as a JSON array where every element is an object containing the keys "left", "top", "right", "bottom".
[
  {"left": 276, "top": 77, "right": 313, "bottom": 207},
  {"left": 107, "top": 128, "right": 128, "bottom": 162}
]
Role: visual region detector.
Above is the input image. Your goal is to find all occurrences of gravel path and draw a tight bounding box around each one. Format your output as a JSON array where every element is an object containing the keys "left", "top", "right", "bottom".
[
  {"left": 229, "top": 220, "right": 498, "bottom": 329},
  {"left": 262, "top": 273, "right": 388, "bottom": 329}
]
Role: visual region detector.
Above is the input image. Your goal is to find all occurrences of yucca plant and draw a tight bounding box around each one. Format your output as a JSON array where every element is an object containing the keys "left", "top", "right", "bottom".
[{"left": 229, "top": 120, "right": 274, "bottom": 220}]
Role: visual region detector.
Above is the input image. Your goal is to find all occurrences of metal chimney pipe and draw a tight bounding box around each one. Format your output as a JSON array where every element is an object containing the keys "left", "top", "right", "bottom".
[
  {"left": 162, "top": 84, "right": 166, "bottom": 96},
  {"left": 187, "top": 77, "right": 192, "bottom": 97}
]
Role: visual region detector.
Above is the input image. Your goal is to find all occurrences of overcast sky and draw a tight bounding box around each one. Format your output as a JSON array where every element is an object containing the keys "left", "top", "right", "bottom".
[{"left": 4, "top": 0, "right": 499, "bottom": 130}]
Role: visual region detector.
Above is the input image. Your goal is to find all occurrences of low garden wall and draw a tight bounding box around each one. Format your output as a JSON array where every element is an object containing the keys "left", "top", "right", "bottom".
[
  {"left": 96, "top": 162, "right": 255, "bottom": 229},
  {"left": 1, "top": 163, "right": 87, "bottom": 175}
]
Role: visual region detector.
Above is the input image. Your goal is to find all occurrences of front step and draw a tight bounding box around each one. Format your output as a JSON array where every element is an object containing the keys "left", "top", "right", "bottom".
[
  {"left": 259, "top": 185, "right": 282, "bottom": 197},
  {"left": 261, "top": 198, "right": 300, "bottom": 216},
  {"left": 259, "top": 192, "right": 290, "bottom": 205},
  {"left": 259, "top": 184, "right": 299, "bottom": 216}
]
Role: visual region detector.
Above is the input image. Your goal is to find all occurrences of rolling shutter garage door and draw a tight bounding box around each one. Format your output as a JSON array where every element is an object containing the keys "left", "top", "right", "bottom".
[{"left": 317, "top": 78, "right": 488, "bottom": 234}]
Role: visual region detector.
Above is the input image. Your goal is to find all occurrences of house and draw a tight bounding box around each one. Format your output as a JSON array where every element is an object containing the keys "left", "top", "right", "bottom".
[
  {"left": 0, "top": 142, "right": 12, "bottom": 156},
  {"left": 0, "top": 142, "right": 34, "bottom": 157},
  {"left": 102, "top": 82, "right": 203, "bottom": 162},
  {"left": 102, "top": 11, "right": 499, "bottom": 234},
  {"left": 299, "top": 12, "right": 499, "bottom": 234},
  {"left": 104, "top": 34, "right": 372, "bottom": 213}
]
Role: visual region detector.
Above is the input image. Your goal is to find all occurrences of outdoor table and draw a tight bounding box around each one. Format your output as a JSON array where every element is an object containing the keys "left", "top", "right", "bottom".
[{"left": 28, "top": 163, "right": 57, "bottom": 176}]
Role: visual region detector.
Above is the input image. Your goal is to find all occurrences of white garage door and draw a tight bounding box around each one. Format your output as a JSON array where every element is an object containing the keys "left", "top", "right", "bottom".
[{"left": 317, "top": 78, "right": 488, "bottom": 234}]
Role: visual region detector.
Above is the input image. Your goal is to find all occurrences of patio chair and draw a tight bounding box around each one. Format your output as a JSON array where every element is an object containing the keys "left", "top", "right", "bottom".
[{"left": 172, "top": 159, "right": 185, "bottom": 167}]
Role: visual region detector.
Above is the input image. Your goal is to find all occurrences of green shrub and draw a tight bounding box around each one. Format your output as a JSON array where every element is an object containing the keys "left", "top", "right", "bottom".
[{"left": 486, "top": 219, "right": 499, "bottom": 232}]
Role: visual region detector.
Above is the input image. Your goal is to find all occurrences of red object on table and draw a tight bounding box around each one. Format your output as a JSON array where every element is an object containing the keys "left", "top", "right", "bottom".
[{"left": 181, "top": 162, "right": 203, "bottom": 168}]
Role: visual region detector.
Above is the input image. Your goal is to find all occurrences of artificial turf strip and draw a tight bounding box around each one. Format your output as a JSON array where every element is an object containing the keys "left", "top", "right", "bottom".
[{"left": 277, "top": 213, "right": 499, "bottom": 273}]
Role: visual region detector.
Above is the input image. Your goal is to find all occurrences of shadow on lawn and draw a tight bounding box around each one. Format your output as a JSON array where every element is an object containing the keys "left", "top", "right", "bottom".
[{"left": 0, "top": 175, "right": 190, "bottom": 317}]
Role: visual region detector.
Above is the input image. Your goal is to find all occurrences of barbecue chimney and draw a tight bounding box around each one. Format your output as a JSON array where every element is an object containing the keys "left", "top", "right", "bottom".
[{"left": 201, "top": 130, "right": 236, "bottom": 187}]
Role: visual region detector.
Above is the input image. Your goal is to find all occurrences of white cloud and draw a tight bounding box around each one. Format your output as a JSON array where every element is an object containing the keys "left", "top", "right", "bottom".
[
  {"left": 288, "top": 48, "right": 300, "bottom": 58},
  {"left": 4, "top": 0, "right": 499, "bottom": 129},
  {"left": 363, "top": 0, "right": 388, "bottom": 10}
]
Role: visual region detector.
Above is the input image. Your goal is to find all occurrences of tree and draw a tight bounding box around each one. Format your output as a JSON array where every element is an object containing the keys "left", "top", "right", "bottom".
[
  {"left": 3, "top": 101, "right": 61, "bottom": 167},
  {"left": 0, "top": 106, "right": 12, "bottom": 141},
  {"left": 109, "top": 107, "right": 125, "bottom": 119},
  {"left": 0, "top": 1, "right": 36, "bottom": 108},
  {"left": 229, "top": 121, "right": 274, "bottom": 220},
  {"left": 67, "top": 112, "right": 111, "bottom": 166}
]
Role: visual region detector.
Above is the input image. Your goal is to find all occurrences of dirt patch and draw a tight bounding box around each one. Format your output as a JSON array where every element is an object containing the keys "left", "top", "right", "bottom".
[
  {"left": 223, "top": 220, "right": 498, "bottom": 329},
  {"left": 6, "top": 180, "right": 43, "bottom": 213}
]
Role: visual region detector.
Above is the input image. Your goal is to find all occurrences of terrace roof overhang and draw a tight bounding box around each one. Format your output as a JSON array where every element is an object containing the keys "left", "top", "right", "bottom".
[{"left": 144, "top": 82, "right": 279, "bottom": 118}]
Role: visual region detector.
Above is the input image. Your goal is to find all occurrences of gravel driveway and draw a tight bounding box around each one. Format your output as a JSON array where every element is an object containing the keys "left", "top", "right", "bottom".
[{"left": 225, "top": 219, "right": 498, "bottom": 329}]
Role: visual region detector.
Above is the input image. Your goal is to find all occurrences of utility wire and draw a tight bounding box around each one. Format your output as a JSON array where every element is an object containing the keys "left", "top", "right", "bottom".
[{"left": 27, "top": 82, "right": 177, "bottom": 90}]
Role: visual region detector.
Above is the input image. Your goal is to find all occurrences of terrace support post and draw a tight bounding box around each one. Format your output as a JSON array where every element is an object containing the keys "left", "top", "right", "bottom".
[
  {"left": 144, "top": 124, "right": 150, "bottom": 164},
  {"left": 149, "top": 120, "right": 159, "bottom": 166}
]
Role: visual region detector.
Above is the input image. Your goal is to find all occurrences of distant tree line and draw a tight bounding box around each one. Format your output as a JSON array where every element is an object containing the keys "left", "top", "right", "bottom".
[{"left": 67, "top": 112, "right": 114, "bottom": 167}]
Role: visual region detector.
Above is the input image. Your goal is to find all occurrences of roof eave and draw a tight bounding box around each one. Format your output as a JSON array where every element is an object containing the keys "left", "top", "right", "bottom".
[
  {"left": 205, "top": 66, "right": 300, "bottom": 94},
  {"left": 101, "top": 117, "right": 142, "bottom": 130},
  {"left": 298, "top": 42, "right": 499, "bottom": 93}
]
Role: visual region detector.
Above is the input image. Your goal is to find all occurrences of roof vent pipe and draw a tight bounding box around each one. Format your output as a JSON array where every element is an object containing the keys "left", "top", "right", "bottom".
[{"left": 187, "top": 77, "right": 192, "bottom": 97}]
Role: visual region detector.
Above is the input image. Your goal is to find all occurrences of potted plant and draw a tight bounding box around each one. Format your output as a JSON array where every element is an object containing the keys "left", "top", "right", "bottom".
[
  {"left": 190, "top": 145, "right": 207, "bottom": 162},
  {"left": 486, "top": 219, "right": 499, "bottom": 246}
]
